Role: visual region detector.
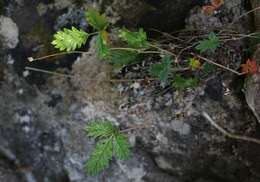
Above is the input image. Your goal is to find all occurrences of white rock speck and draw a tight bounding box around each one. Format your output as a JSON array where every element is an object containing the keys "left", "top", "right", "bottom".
[{"left": 0, "top": 16, "right": 19, "bottom": 49}]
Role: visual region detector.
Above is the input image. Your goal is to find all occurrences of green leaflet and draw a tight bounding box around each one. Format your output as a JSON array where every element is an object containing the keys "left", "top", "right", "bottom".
[
  {"left": 86, "top": 8, "right": 109, "bottom": 31},
  {"left": 85, "top": 121, "right": 130, "bottom": 175},
  {"left": 96, "top": 31, "right": 110, "bottom": 58},
  {"left": 195, "top": 32, "right": 220, "bottom": 53},
  {"left": 202, "top": 63, "right": 216, "bottom": 75},
  {"left": 86, "top": 121, "right": 116, "bottom": 139},
  {"left": 85, "top": 138, "right": 113, "bottom": 175},
  {"left": 172, "top": 75, "right": 198, "bottom": 90},
  {"left": 113, "top": 133, "right": 130, "bottom": 160},
  {"left": 52, "top": 26, "right": 89, "bottom": 52},
  {"left": 108, "top": 50, "right": 139, "bottom": 67},
  {"left": 118, "top": 28, "right": 148, "bottom": 49},
  {"left": 149, "top": 56, "right": 172, "bottom": 82}
]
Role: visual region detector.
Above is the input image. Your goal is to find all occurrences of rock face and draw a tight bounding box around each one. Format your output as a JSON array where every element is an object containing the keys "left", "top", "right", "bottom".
[
  {"left": 102, "top": 0, "right": 201, "bottom": 31},
  {"left": 0, "top": 16, "right": 19, "bottom": 49},
  {"left": 1, "top": 0, "right": 260, "bottom": 182}
]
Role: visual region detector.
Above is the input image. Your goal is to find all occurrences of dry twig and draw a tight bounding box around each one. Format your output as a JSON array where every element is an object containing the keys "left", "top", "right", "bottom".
[{"left": 202, "top": 112, "right": 260, "bottom": 145}]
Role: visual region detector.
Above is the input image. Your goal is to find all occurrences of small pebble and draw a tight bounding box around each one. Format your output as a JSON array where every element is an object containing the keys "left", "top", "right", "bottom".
[{"left": 23, "top": 70, "right": 30, "bottom": 77}]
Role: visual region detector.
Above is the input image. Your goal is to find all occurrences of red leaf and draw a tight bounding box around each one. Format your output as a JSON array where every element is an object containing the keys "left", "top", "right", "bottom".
[
  {"left": 211, "top": 0, "right": 224, "bottom": 9},
  {"left": 202, "top": 5, "right": 215, "bottom": 16},
  {"left": 241, "top": 59, "right": 258, "bottom": 75}
]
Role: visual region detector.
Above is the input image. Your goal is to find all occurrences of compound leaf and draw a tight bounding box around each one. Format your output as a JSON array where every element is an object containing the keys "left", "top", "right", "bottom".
[
  {"left": 109, "top": 50, "right": 139, "bottom": 67},
  {"left": 149, "top": 56, "right": 172, "bottom": 82},
  {"left": 86, "top": 8, "right": 109, "bottom": 31},
  {"left": 85, "top": 138, "right": 113, "bottom": 175},
  {"left": 173, "top": 75, "right": 198, "bottom": 90},
  {"left": 85, "top": 120, "right": 131, "bottom": 175},
  {"left": 118, "top": 28, "right": 148, "bottom": 49},
  {"left": 52, "top": 26, "right": 89, "bottom": 51},
  {"left": 86, "top": 121, "right": 117, "bottom": 139},
  {"left": 202, "top": 63, "right": 216, "bottom": 75},
  {"left": 195, "top": 32, "right": 220, "bottom": 53},
  {"left": 113, "top": 133, "right": 130, "bottom": 160}
]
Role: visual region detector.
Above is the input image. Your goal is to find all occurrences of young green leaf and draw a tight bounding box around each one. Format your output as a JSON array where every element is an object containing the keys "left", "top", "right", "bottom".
[
  {"left": 202, "top": 63, "right": 216, "bottom": 75},
  {"left": 86, "top": 121, "right": 116, "bottom": 139},
  {"left": 52, "top": 26, "right": 89, "bottom": 51},
  {"left": 113, "top": 133, "right": 130, "bottom": 160},
  {"left": 118, "top": 28, "right": 148, "bottom": 48},
  {"left": 195, "top": 32, "right": 220, "bottom": 53},
  {"left": 86, "top": 9, "right": 109, "bottom": 31},
  {"left": 108, "top": 50, "right": 139, "bottom": 67},
  {"left": 85, "top": 138, "right": 113, "bottom": 175},
  {"left": 172, "top": 75, "right": 198, "bottom": 90},
  {"left": 149, "top": 56, "right": 172, "bottom": 82},
  {"left": 85, "top": 121, "right": 130, "bottom": 175},
  {"left": 189, "top": 57, "right": 201, "bottom": 70},
  {"left": 96, "top": 31, "right": 110, "bottom": 58}
]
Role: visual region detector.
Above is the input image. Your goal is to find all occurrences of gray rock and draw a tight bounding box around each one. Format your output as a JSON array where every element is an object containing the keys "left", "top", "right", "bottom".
[
  {"left": 102, "top": 0, "right": 200, "bottom": 31},
  {"left": 0, "top": 1, "right": 260, "bottom": 182},
  {"left": 0, "top": 16, "right": 19, "bottom": 49},
  {"left": 54, "top": 7, "right": 88, "bottom": 31}
]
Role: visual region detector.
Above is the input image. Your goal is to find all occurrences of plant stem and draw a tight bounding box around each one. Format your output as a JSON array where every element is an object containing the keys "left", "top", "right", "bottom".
[
  {"left": 28, "top": 51, "right": 90, "bottom": 62},
  {"left": 121, "top": 122, "right": 153, "bottom": 133},
  {"left": 89, "top": 31, "right": 99, "bottom": 36},
  {"left": 202, "top": 112, "right": 260, "bottom": 145},
  {"left": 25, "top": 66, "right": 157, "bottom": 82},
  {"left": 109, "top": 47, "right": 161, "bottom": 54},
  {"left": 191, "top": 53, "right": 243, "bottom": 75},
  {"left": 148, "top": 43, "right": 177, "bottom": 57}
]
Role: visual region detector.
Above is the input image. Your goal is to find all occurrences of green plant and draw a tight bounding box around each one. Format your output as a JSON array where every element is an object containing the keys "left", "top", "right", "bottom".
[
  {"left": 118, "top": 28, "right": 148, "bottom": 49},
  {"left": 51, "top": 9, "right": 151, "bottom": 64},
  {"left": 149, "top": 56, "right": 172, "bottom": 82},
  {"left": 108, "top": 50, "right": 140, "bottom": 67},
  {"left": 202, "top": 62, "right": 216, "bottom": 75},
  {"left": 52, "top": 27, "right": 89, "bottom": 51},
  {"left": 195, "top": 32, "right": 220, "bottom": 53},
  {"left": 52, "top": 9, "right": 109, "bottom": 57},
  {"left": 172, "top": 74, "right": 199, "bottom": 90},
  {"left": 85, "top": 120, "right": 130, "bottom": 175},
  {"left": 86, "top": 8, "right": 109, "bottom": 31}
]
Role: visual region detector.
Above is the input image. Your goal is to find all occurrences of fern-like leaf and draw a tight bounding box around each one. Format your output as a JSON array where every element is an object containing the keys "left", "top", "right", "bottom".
[
  {"left": 86, "top": 8, "right": 109, "bottom": 31},
  {"left": 85, "top": 120, "right": 130, "bottom": 175},
  {"left": 202, "top": 63, "right": 216, "bottom": 75},
  {"left": 113, "top": 133, "right": 130, "bottom": 160},
  {"left": 109, "top": 50, "right": 139, "bottom": 67},
  {"left": 118, "top": 28, "right": 148, "bottom": 49},
  {"left": 85, "top": 138, "right": 113, "bottom": 175},
  {"left": 86, "top": 121, "right": 116, "bottom": 139},
  {"left": 52, "top": 26, "right": 89, "bottom": 51},
  {"left": 195, "top": 32, "right": 220, "bottom": 53},
  {"left": 149, "top": 56, "right": 172, "bottom": 82},
  {"left": 172, "top": 75, "right": 198, "bottom": 90}
]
